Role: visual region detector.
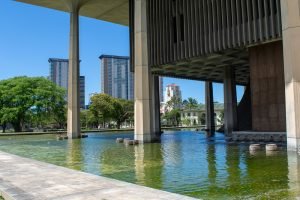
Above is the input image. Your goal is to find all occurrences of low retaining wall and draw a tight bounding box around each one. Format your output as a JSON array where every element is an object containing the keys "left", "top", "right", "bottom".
[{"left": 231, "top": 132, "right": 286, "bottom": 143}]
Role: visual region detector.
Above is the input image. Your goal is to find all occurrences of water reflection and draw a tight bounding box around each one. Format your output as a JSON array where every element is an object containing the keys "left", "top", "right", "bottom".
[
  {"left": 205, "top": 144, "right": 217, "bottom": 199},
  {"left": 100, "top": 143, "right": 136, "bottom": 183},
  {"left": 134, "top": 145, "right": 145, "bottom": 184},
  {"left": 287, "top": 152, "right": 300, "bottom": 197},
  {"left": 207, "top": 144, "right": 216, "bottom": 185},
  {"left": 245, "top": 147, "right": 289, "bottom": 198},
  {"left": 0, "top": 132, "right": 299, "bottom": 199},
  {"left": 66, "top": 139, "right": 84, "bottom": 171},
  {"left": 134, "top": 144, "right": 163, "bottom": 189},
  {"left": 225, "top": 145, "right": 242, "bottom": 197}
]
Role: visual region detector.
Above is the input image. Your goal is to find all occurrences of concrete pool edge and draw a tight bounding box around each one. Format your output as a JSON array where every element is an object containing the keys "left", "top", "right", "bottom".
[{"left": 0, "top": 151, "right": 198, "bottom": 200}]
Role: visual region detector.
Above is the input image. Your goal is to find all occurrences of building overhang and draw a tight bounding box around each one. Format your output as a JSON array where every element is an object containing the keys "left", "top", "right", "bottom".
[
  {"left": 152, "top": 48, "right": 250, "bottom": 86},
  {"left": 15, "top": 0, "right": 129, "bottom": 26}
]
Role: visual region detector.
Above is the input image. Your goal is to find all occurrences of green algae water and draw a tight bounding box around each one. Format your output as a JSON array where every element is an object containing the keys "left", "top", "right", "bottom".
[{"left": 0, "top": 131, "right": 299, "bottom": 199}]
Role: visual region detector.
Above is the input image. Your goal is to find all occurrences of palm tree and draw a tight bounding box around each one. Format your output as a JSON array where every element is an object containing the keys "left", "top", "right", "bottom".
[
  {"left": 185, "top": 97, "right": 198, "bottom": 110},
  {"left": 166, "top": 96, "right": 182, "bottom": 110}
]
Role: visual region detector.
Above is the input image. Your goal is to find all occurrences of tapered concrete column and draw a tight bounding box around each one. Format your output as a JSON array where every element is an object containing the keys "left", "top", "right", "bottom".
[
  {"left": 281, "top": 0, "right": 300, "bottom": 151},
  {"left": 224, "top": 66, "right": 238, "bottom": 136},
  {"left": 67, "top": 4, "right": 81, "bottom": 139},
  {"left": 134, "top": 0, "right": 158, "bottom": 142},
  {"left": 205, "top": 81, "right": 215, "bottom": 136}
]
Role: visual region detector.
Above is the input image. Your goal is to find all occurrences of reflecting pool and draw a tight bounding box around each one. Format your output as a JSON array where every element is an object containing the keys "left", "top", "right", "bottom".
[{"left": 0, "top": 131, "right": 299, "bottom": 199}]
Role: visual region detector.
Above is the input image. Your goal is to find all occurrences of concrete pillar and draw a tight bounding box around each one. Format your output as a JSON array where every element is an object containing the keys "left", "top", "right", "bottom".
[
  {"left": 205, "top": 81, "right": 215, "bottom": 136},
  {"left": 134, "top": 0, "right": 159, "bottom": 142},
  {"left": 67, "top": 3, "right": 81, "bottom": 139},
  {"left": 224, "top": 66, "right": 238, "bottom": 136},
  {"left": 281, "top": 0, "right": 300, "bottom": 151},
  {"left": 152, "top": 75, "right": 162, "bottom": 138}
]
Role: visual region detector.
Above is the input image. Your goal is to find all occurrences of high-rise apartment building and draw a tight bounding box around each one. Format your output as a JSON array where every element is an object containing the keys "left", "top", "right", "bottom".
[
  {"left": 160, "top": 84, "right": 182, "bottom": 114},
  {"left": 48, "top": 58, "right": 85, "bottom": 109},
  {"left": 100, "top": 55, "right": 134, "bottom": 100},
  {"left": 100, "top": 55, "right": 164, "bottom": 102},
  {"left": 164, "top": 84, "right": 182, "bottom": 104}
]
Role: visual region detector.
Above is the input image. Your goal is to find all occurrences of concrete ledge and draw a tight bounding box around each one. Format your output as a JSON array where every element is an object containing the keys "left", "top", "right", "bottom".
[
  {"left": 0, "top": 129, "right": 134, "bottom": 137},
  {"left": 231, "top": 131, "right": 286, "bottom": 143},
  {"left": 0, "top": 151, "right": 197, "bottom": 200}
]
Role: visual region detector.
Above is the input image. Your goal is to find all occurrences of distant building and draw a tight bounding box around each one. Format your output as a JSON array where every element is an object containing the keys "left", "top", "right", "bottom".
[
  {"left": 100, "top": 55, "right": 133, "bottom": 100},
  {"left": 160, "top": 84, "right": 182, "bottom": 113},
  {"left": 164, "top": 84, "right": 182, "bottom": 104},
  {"left": 100, "top": 55, "right": 164, "bottom": 102},
  {"left": 179, "top": 103, "right": 224, "bottom": 127},
  {"left": 48, "top": 58, "right": 85, "bottom": 109},
  {"left": 49, "top": 58, "right": 69, "bottom": 89}
]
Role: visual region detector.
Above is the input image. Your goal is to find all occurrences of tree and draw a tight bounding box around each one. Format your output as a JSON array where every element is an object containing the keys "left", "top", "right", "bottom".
[
  {"left": 0, "top": 77, "right": 66, "bottom": 132},
  {"left": 80, "top": 110, "right": 88, "bottom": 129},
  {"left": 166, "top": 96, "right": 182, "bottom": 111},
  {"left": 89, "top": 94, "right": 134, "bottom": 129},
  {"left": 184, "top": 97, "right": 198, "bottom": 110},
  {"left": 111, "top": 99, "right": 134, "bottom": 129},
  {"left": 31, "top": 78, "right": 67, "bottom": 129},
  {"left": 0, "top": 89, "right": 7, "bottom": 132},
  {"left": 0, "top": 104, "right": 8, "bottom": 133},
  {"left": 89, "top": 93, "right": 114, "bottom": 128},
  {"left": 163, "top": 109, "right": 181, "bottom": 126},
  {"left": 80, "top": 109, "right": 98, "bottom": 129},
  {"left": 50, "top": 98, "right": 67, "bottom": 129},
  {"left": 182, "top": 118, "right": 191, "bottom": 126}
]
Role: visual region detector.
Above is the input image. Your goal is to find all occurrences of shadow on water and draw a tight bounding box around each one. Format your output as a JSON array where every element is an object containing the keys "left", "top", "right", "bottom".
[{"left": 0, "top": 131, "right": 300, "bottom": 199}]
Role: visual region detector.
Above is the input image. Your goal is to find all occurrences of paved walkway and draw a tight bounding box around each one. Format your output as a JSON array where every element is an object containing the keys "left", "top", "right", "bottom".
[{"left": 0, "top": 151, "right": 197, "bottom": 200}]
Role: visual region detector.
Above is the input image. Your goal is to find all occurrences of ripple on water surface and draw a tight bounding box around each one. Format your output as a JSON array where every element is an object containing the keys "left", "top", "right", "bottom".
[{"left": 0, "top": 131, "right": 299, "bottom": 199}]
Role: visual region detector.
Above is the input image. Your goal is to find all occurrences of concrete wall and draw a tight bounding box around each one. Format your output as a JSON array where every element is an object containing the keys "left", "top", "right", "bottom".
[
  {"left": 237, "top": 83, "right": 252, "bottom": 131},
  {"left": 249, "top": 41, "right": 286, "bottom": 132}
]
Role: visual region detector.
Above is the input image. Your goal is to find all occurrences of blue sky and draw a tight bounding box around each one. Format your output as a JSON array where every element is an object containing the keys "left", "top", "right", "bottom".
[{"left": 0, "top": 0, "right": 243, "bottom": 104}]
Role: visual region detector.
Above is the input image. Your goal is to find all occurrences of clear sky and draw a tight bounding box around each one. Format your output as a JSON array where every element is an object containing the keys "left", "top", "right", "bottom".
[{"left": 0, "top": 0, "right": 243, "bottom": 104}]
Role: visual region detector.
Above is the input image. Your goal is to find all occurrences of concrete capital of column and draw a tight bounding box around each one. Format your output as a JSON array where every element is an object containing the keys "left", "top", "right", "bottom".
[{"left": 62, "top": 0, "right": 92, "bottom": 12}]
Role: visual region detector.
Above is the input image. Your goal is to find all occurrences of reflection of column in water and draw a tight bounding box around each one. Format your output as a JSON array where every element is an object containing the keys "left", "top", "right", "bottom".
[
  {"left": 245, "top": 149, "right": 288, "bottom": 197},
  {"left": 134, "top": 145, "right": 145, "bottom": 185},
  {"left": 135, "top": 144, "right": 163, "bottom": 189},
  {"left": 162, "top": 135, "right": 183, "bottom": 166},
  {"left": 100, "top": 145, "right": 135, "bottom": 182},
  {"left": 207, "top": 144, "right": 217, "bottom": 185},
  {"left": 66, "top": 139, "right": 83, "bottom": 171},
  {"left": 226, "top": 145, "right": 241, "bottom": 190},
  {"left": 287, "top": 152, "right": 300, "bottom": 197}
]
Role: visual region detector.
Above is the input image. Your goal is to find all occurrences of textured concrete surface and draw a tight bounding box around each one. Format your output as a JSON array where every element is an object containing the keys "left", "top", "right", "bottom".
[
  {"left": 0, "top": 151, "right": 197, "bottom": 200},
  {"left": 134, "top": 0, "right": 159, "bottom": 142},
  {"left": 249, "top": 41, "right": 286, "bottom": 132},
  {"left": 281, "top": 0, "right": 300, "bottom": 151},
  {"left": 67, "top": 2, "right": 81, "bottom": 139},
  {"left": 232, "top": 132, "right": 286, "bottom": 143},
  {"left": 15, "top": 0, "right": 129, "bottom": 26}
]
